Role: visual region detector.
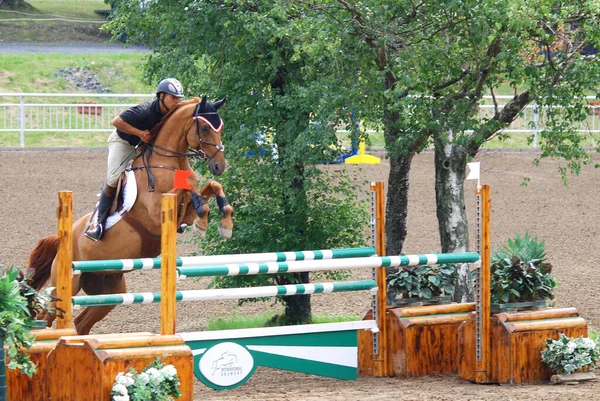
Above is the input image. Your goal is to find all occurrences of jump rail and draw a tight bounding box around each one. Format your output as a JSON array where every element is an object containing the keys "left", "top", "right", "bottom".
[
  {"left": 72, "top": 280, "right": 378, "bottom": 307},
  {"left": 71, "top": 247, "right": 376, "bottom": 273}
]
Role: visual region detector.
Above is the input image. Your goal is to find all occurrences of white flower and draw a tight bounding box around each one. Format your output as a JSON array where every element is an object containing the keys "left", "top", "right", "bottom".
[
  {"left": 583, "top": 338, "right": 597, "bottom": 350},
  {"left": 115, "top": 373, "right": 135, "bottom": 387},
  {"left": 566, "top": 342, "right": 578, "bottom": 354},
  {"left": 111, "top": 383, "right": 128, "bottom": 396},
  {"left": 161, "top": 365, "right": 178, "bottom": 380},
  {"left": 137, "top": 372, "right": 150, "bottom": 385},
  {"left": 146, "top": 367, "right": 164, "bottom": 385},
  {"left": 113, "top": 395, "right": 130, "bottom": 401}
]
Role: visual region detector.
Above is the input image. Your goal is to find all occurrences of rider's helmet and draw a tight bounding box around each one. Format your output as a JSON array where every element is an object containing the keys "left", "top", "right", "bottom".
[{"left": 156, "top": 78, "right": 185, "bottom": 98}]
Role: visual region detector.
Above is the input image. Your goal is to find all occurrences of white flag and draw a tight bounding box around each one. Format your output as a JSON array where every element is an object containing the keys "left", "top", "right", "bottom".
[{"left": 466, "top": 162, "right": 480, "bottom": 181}]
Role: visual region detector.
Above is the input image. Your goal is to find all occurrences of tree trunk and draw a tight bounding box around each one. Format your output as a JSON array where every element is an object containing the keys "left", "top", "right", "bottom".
[
  {"left": 434, "top": 138, "right": 473, "bottom": 302},
  {"left": 281, "top": 271, "right": 312, "bottom": 324},
  {"left": 386, "top": 154, "right": 414, "bottom": 257}
]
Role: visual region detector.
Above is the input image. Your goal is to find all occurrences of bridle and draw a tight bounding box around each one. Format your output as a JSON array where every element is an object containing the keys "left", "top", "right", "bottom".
[
  {"left": 130, "top": 100, "right": 225, "bottom": 192},
  {"left": 145, "top": 107, "right": 224, "bottom": 162}
]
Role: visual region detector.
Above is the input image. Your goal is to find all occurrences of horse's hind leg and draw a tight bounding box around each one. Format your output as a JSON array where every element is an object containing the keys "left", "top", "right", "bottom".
[
  {"left": 40, "top": 257, "right": 82, "bottom": 328},
  {"left": 75, "top": 273, "right": 126, "bottom": 335},
  {"left": 194, "top": 180, "right": 233, "bottom": 239}
]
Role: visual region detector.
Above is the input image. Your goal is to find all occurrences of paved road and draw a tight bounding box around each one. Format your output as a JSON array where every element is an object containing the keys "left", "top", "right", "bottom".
[{"left": 0, "top": 42, "right": 149, "bottom": 54}]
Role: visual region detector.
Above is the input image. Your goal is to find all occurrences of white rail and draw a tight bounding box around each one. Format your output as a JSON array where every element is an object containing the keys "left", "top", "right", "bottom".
[
  {"left": 0, "top": 93, "right": 154, "bottom": 147},
  {"left": 1, "top": 93, "right": 599, "bottom": 148}
]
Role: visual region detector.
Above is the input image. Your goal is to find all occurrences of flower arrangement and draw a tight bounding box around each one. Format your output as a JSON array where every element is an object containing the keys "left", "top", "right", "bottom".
[
  {"left": 110, "top": 357, "right": 181, "bottom": 401},
  {"left": 541, "top": 333, "right": 600, "bottom": 375}
]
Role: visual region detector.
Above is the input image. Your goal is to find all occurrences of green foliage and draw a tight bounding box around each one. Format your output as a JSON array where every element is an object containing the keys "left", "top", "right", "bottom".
[
  {"left": 110, "top": 357, "right": 181, "bottom": 401},
  {"left": 0, "top": 267, "right": 35, "bottom": 376},
  {"left": 387, "top": 263, "right": 458, "bottom": 300},
  {"left": 104, "top": 1, "right": 372, "bottom": 323},
  {"left": 492, "top": 232, "right": 547, "bottom": 263},
  {"left": 490, "top": 233, "right": 557, "bottom": 303},
  {"left": 541, "top": 333, "right": 600, "bottom": 375}
]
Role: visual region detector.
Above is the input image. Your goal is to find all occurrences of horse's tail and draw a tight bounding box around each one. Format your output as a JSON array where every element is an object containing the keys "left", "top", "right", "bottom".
[{"left": 27, "top": 235, "right": 59, "bottom": 291}]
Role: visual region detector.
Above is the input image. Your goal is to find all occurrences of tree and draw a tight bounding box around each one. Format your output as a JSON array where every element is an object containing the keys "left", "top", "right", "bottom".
[
  {"left": 334, "top": 0, "right": 600, "bottom": 301},
  {"left": 0, "top": 0, "right": 34, "bottom": 10},
  {"left": 104, "top": 0, "right": 370, "bottom": 324}
]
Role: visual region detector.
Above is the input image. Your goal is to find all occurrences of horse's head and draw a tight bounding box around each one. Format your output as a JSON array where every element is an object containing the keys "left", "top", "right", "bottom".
[{"left": 188, "top": 96, "right": 227, "bottom": 176}]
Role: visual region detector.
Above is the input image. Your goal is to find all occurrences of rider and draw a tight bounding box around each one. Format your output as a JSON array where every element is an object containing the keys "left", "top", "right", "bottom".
[{"left": 84, "top": 78, "right": 185, "bottom": 241}]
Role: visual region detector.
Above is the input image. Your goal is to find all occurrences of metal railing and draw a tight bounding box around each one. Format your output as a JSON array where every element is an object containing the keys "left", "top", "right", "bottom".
[
  {"left": 1, "top": 93, "right": 599, "bottom": 148},
  {"left": 0, "top": 93, "right": 154, "bottom": 147}
]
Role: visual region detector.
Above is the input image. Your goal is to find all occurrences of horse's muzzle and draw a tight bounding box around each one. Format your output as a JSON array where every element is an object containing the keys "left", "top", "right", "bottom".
[{"left": 209, "top": 159, "right": 227, "bottom": 176}]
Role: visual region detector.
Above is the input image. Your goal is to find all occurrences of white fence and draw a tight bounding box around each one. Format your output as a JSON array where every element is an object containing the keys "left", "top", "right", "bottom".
[
  {"left": 0, "top": 93, "right": 154, "bottom": 147},
  {"left": 1, "top": 93, "right": 599, "bottom": 148}
]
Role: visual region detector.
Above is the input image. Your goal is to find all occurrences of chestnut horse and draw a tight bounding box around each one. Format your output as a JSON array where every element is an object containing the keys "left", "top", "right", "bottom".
[{"left": 27, "top": 96, "right": 234, "bottom": 335}]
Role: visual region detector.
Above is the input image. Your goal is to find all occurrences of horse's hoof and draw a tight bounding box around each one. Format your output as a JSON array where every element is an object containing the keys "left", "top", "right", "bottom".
[
  {"left": 192, "top": 222, "right": 207, "bottom": 238},
  {"left": 218, "top": 224, "right": 232, "bottom": 239}
]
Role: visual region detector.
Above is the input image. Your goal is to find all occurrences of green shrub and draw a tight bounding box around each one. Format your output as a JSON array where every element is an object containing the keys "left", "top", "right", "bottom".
[
  {"left": 490, "top": 232, "right": 557, "bottom": 304},
  {"left": 387, "top": 263, "right": 458, "bottom": 300},
  {"left": 541, "top": 333, "right": 600, "bottom": 375}
]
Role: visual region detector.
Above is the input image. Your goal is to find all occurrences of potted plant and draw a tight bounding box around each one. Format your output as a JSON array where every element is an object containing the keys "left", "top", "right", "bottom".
[
  {"left": 490, "top": 232, "right": 557, "bottom": 312},
  {"left": 110, "top": 357, "right": 181, "bottom": 401},
  {"left": 0, "top": 265, "right": 63, "bottom": 399},
  {"left": 387, "top": 263, "right": 458, "bottom": 307},
  {"left": 541, "top": 333, "right": 599, "bottom": 383}
]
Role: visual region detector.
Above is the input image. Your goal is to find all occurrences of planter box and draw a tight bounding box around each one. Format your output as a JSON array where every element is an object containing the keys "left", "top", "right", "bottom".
[
  {"left": 458, "top": 307, "right": 588, "bottom": 384},
  {"left": 359, "top": 302, "right": 476, "bottom": 377},
  {"left": 47, "top": 332, "right": 193, "bottom": 401},
  {"left": 77, "top": 102, "right": 102, "bottom": 115},
  {"left": 6, "top": 328, "right": 77, "bottom": 401}
]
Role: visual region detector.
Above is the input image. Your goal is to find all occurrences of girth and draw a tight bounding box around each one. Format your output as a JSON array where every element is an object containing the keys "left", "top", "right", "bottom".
[{"left": 121, "top": 211, "right": 161, "bottom": 258}]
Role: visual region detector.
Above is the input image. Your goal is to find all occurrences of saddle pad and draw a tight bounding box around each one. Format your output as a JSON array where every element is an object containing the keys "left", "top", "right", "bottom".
[{"left": 105, "top": 169, "right": 137, "bottom": 230}]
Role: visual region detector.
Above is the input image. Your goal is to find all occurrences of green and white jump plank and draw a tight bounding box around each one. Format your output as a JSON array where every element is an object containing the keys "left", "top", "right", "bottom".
[
  {"left": 177, "top": 252, "right": 481, "bottom": 278},
  {"left": 71, "top": 280, "right": 378, "bottom": 307},
  {"left": 71, "top": 247, "right": 376, "bottom": 273}
]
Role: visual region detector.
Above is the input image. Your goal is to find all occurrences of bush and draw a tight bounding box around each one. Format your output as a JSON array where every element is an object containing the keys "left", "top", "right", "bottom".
[
  {"left": 490, "top": 232, "right": 557, "bottom": 304},
  {"left": 541, "top": 333, "right": 600, "bottom": 375},
  {"left": 387, "top": 263, "right": 458, "bottom": 300}
]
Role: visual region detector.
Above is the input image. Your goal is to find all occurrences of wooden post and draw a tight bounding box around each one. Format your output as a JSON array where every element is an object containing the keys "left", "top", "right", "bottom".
[
  {"left": 160, "top": 194, "right": 177, "bottom": 335},
  {"left": 475, "top": 184, "right": 491, "bottom": 383},
  {"left": 56, "top": 191, "right": 73, "bottom": 329},
  {"left": 370, "top": 181, "right": 388, "bottom": 376}
]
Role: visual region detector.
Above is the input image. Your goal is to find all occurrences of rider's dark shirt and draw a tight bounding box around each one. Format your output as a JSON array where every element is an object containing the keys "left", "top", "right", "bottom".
[{"left": 117, "top": 99, "right": 164, "bottom": 146}]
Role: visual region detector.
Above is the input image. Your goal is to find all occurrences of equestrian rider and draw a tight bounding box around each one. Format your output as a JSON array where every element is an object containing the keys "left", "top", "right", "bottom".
[{"left": 84, "top": 78, "right": 185, "bottom": 241}]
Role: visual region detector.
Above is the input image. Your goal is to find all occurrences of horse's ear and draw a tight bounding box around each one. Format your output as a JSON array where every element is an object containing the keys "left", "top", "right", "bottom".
[
  {"left": 200, "top": 95, "right": 207, "bottom": 111},
  {"left": 214, "top": 96, "right": 227, "bottom": 110}
]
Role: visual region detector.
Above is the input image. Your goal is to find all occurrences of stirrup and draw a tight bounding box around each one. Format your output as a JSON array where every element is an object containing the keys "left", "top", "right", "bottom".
[{"left": 84, "top": 224, "right": 103, "bottom": 242}]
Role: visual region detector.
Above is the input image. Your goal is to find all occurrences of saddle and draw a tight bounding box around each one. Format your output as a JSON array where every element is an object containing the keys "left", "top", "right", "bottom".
[{"left": 89, "top": 169, "right": 161, "bottom": 257}]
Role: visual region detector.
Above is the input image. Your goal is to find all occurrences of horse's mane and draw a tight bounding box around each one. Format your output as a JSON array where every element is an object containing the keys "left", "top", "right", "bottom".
[{"left": 151, "top": 97, "right": 201, "bottom": 136}]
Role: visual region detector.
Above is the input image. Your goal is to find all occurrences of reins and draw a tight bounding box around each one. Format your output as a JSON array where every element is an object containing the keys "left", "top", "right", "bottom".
[{"left": 128, "top": 99, "right": 224, "bottom": 191}]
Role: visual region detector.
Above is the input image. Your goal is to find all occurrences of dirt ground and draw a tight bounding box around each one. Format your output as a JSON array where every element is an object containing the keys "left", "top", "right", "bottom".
[{"left": 0, "top": 148, "right": 598, "bottom": 400}]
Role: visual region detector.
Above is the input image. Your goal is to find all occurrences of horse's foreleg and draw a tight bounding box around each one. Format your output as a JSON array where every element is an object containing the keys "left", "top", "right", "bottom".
[
  {"left": 190, "top": 190, "right": 210, "bottom": 238},
  {"left": 198, "top": 180, "right": 233, "bottom": 239}
]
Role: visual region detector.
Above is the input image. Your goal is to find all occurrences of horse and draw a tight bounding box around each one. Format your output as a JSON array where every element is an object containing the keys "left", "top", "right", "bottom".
[{"left": 27, "top": 96, "right": 234, "bottom": 335}]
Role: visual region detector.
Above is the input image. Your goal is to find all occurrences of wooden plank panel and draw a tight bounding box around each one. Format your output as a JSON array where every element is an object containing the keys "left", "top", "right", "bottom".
[
  {"left": 393, "top": 302, "right": 476, "bottom": 317},
  {"left": 496, "top": 307, "right": 579, "bottom": 323},
  {"left": 47, "top": 335, "right": 194, "bottom": 401}
]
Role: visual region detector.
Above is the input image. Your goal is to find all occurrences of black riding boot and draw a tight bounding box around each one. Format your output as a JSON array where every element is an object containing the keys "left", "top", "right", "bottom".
[{"left": 84, "top": 184, "right": 117, "bottom": 241}]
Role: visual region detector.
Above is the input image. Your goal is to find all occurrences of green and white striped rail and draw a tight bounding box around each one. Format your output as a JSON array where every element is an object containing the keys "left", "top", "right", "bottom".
[
  {"left": 177, "top": 252, "right": 481, "bottom": 278},
  {"left": 71, "top": 280, "right": 377, "bottom": 307},
  {"left": 71, "top": 247, "right": 376, "bottom": 273}
]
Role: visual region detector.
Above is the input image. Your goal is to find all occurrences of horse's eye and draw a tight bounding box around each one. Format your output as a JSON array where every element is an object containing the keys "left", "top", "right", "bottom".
[{"left": 201, "top": 125, "right": 210, "bottom": 134}]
